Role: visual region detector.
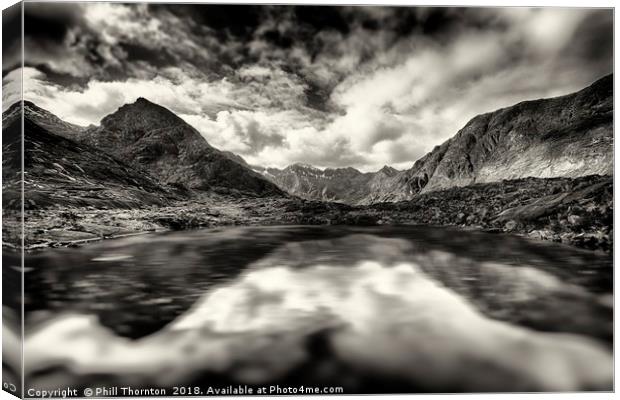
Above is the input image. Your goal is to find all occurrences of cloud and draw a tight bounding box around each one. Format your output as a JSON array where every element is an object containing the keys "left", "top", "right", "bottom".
[
  {"left": 2, "top": 3, "right": 22, "bottom": 72},
  {"left": 3, "top": 5, "right": 613, "bottom": 172},
  {"left": 182, "top": 110, "right": 287, "bottom": 155},
  {"left": 2, "top": 69, "right": 23, "bottom": 109},
  {"left": 321, "top": 7, "right": 613, "bottom": 166}
]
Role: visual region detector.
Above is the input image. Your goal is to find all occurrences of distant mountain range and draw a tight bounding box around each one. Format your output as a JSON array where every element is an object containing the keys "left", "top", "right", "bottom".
[
  {"left": 2, "top": 74, "right": 612, "bottom": 210},
  {"left": 251, "top": 163, "right": 401, "bottom": 204},
  {"left": 253, "top": 74, "right": 613, "bottom": 204}
]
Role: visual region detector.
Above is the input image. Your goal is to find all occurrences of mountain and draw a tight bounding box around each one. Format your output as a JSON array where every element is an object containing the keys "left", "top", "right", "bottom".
[
  {"left": 221, "top": 151, "right": 249, "bottom": 166},
  {"left": 254, "top": 74, "right": 612, "bottom": 205},
  {"left": 77, "top": 98, "right": 284, "bottom": 196},
  {"left": 6, "top": 73, "right": 612, "bottom": 208},
  {"left": 21, "top": 101, "right": 88, "bottom": 141},
  {"left": 2, "top": 102, "right": 182, "bottom": 210},
  {"left": 253, "top": 163, "right": 402, "bottom": 204},
  {"left": 366, "top": 74, "right": 613, "bottom": 204},
  {"left": 377, "top": 165, "right": 399, "bottom": 176}
]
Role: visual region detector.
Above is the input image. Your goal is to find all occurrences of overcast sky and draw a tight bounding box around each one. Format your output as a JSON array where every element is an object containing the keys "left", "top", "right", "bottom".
[{"left": 2, "top": 3, "right": 613, "bottom": 171}]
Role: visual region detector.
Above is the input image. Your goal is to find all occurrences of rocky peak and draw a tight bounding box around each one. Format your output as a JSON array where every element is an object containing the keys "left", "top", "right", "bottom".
[
  {"left": 287, "top": 163, "right": 320, "bottom": 172},
  {"left": 323, "top": 167, "right": 363, "bottom": 178},
  {"left": 23, "top": 101, "right": 58, "bottom": 121},
  {"left": 3, "top": 100, "right": 86, "bottom": 139},
  {"left": 377, "top": 165, "right": 398, "bottom": 176},
  {"left": 293, "top": 162, "right": 318, "bottom": 169},
  {"left": 3, "top": 100, "right": 43, "bottom": 121},
  {"left": 100, "top": 97, "right": 185, "bottom": 131},
  {"left": 2, "top": 101, "right": 22, "bottom": 124}
]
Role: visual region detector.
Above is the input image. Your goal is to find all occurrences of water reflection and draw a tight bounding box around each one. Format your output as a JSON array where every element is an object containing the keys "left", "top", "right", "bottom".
[{"left": 8, "top": 226, "right": 614, "bottom": 393}]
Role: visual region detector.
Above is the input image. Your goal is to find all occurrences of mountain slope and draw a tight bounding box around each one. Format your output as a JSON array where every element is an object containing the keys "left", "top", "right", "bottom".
[
  {"left": 253, "top": 163, "right": 401, "bottom": 204},
  {"left": 79, "top": 98, "right": 284, "bottom": 196},
  {"left": 360, "top": 74, "right": 613, "bottom": 204},
  {"left": 2, "top": 102, "right": 181, "bottom": 210},
  {"left": 252, "top": 75, "right": 612, "bottom": 205},
  {"left": 23, "top": 101, "right": 88, "bottom": 140}
]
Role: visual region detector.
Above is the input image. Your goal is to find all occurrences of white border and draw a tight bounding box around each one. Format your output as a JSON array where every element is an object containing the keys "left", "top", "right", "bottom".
[{"left": 0, "top": 1, "right": 616, "bottom": 400}]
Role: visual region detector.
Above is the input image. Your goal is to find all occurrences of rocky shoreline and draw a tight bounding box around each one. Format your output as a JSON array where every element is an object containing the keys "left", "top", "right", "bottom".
[
  {"left": 4, "top": 175, "right": 611, "bottom": 253},
  {"left": 363, "top": 174, "right": 613, "bottom": 252}
]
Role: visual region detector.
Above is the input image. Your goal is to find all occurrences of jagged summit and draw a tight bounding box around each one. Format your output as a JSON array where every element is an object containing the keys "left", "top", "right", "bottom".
[
  {"left": 101, "top": 97, "right": 186, "bottom": 131},
  {"left": 289, "top": 162, "right": 320, "bottom": 170},
  {"left": 378, "top": 165, "right": 398, "bottom": 176},
  {"left": 5, "top": 100, "right": 56, "bottom": 115},
  {"left": 325, "top": 166, "right": 362, "bottom": 174},
  {"left": 258, "top": 163, "right": 385, "bottom": 204}
]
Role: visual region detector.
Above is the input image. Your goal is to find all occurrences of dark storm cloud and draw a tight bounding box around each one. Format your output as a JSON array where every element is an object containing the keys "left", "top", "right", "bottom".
[
  {"left": 2, "top": 3, "right": 22, "bottom": 73},
  {"left": 4, "top": 2, "right": 85, "bottom": 73},
  {"left": 24, "top": 3, "right": 83, "bottom": 42},
  {"left": 16, "top": 4, "right": 511, "bottom": 98},
  {"left": 150, "top": 4, "right": 264, "bottom": 41},
  {"left": 18, "top": 3, "right": 116, "bottom": 79},
  {"left": 358, "top": 7, "right": 499, "bottom": 38},
  {"left": 119, "top": 42, "right": 177, "bottom": 68},
  {"left": 33, "top": 63, "right": 90, "bottom": 87}
]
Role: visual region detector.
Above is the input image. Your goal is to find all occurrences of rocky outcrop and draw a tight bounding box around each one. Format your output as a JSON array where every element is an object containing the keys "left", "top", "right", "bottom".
[{"left": 365, "top": 175, "right": 613, "bottom": 252}]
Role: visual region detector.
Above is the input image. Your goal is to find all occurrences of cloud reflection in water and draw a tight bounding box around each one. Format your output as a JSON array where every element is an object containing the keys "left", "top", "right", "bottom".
[{"left": 16, "top": 234, "right": 613, "bottom": 392}]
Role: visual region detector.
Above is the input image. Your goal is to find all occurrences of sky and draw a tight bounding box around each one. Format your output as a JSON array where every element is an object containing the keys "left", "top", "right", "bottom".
[{"left": 2, "top": 3, "right": 613, "bottom": 172}]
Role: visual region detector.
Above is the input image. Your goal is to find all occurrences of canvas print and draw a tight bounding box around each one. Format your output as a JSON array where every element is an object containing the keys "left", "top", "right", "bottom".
[{"left": 1, "top": 2, "right": 614, "bottom": 397}]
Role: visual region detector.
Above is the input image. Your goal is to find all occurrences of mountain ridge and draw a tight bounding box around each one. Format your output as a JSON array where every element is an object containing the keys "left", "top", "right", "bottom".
[
  {"left": 6, "top": 73, "right": 612, "bottom": 205},
  {"left": 254, "top": 74, "right": 613, "bottom": 205},
  {"left": 253, "top": 163, "right": 405, "bottom": 204},
  {"left": 373, "top": 73, "right": 613, "bottom": 203}
]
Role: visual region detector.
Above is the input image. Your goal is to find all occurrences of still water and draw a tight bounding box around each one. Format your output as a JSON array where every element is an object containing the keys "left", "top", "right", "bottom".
[{"left": 3, "top": 225, "right": 613, "bottom": 393}]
